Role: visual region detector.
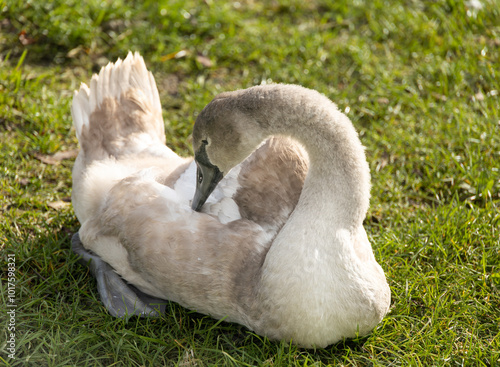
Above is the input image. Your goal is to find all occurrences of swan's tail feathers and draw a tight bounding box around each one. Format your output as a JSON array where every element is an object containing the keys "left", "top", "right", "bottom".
[{"left": 71, "top": 52, "right": 167, "bottom": 161}]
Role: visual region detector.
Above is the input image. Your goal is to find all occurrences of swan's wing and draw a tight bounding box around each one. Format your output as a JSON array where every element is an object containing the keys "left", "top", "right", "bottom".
[{"left": 233, "top": 137, "right": 309, "bottom": 238}]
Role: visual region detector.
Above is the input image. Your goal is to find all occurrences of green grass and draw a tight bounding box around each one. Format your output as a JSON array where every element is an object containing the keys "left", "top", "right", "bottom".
[{"left": 1, "top": 0, "right": 499, "bottom": 365}]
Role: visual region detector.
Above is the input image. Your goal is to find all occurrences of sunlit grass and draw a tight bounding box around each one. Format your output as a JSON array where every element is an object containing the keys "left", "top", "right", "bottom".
[{"left": 1, "top": 0, "right": 499, "bottom": 365}]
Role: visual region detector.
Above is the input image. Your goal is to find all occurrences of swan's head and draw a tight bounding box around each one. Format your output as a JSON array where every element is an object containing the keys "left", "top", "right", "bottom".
[{"left": 191, "top": 93, "right": 266, "bottom": 211}]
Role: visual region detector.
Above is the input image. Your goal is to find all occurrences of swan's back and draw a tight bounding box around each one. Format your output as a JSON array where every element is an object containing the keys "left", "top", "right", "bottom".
[{"left": 76, "top": 137, "right": 309, "bottom": 324}]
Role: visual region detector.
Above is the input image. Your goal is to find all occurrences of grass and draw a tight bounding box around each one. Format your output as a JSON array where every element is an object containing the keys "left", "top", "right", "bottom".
[{"left": 1, "top": 0, "right": 499, "bottom": 365}]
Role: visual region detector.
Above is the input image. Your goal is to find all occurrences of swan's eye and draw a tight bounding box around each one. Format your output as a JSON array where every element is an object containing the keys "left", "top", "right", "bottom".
[{"left": 198, "top": 171, "right": 203, "bottom": 184}]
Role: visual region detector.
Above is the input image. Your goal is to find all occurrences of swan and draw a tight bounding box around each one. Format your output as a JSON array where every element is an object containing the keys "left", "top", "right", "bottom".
[{"left": 71, "top": 52, "right": 391, "bottom": 348}]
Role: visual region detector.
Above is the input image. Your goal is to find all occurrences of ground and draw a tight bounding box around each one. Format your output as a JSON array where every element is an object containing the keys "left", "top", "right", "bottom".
[{"left": 0, "top": 0, "right": 499, "bottom": 365}]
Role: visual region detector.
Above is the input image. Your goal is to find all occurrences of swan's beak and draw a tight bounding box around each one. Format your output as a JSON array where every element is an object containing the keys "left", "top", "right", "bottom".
[{"left": 191, "top": 162, "right": 223, "bottom": 211}]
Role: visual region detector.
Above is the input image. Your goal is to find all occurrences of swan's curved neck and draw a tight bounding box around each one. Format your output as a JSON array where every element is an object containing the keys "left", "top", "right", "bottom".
[
  {"left": 232, "top": 85, "right": 376, "bottom": 339},
  {"left": 244, "top": 85, "right": 371, "bottom": 230}
]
